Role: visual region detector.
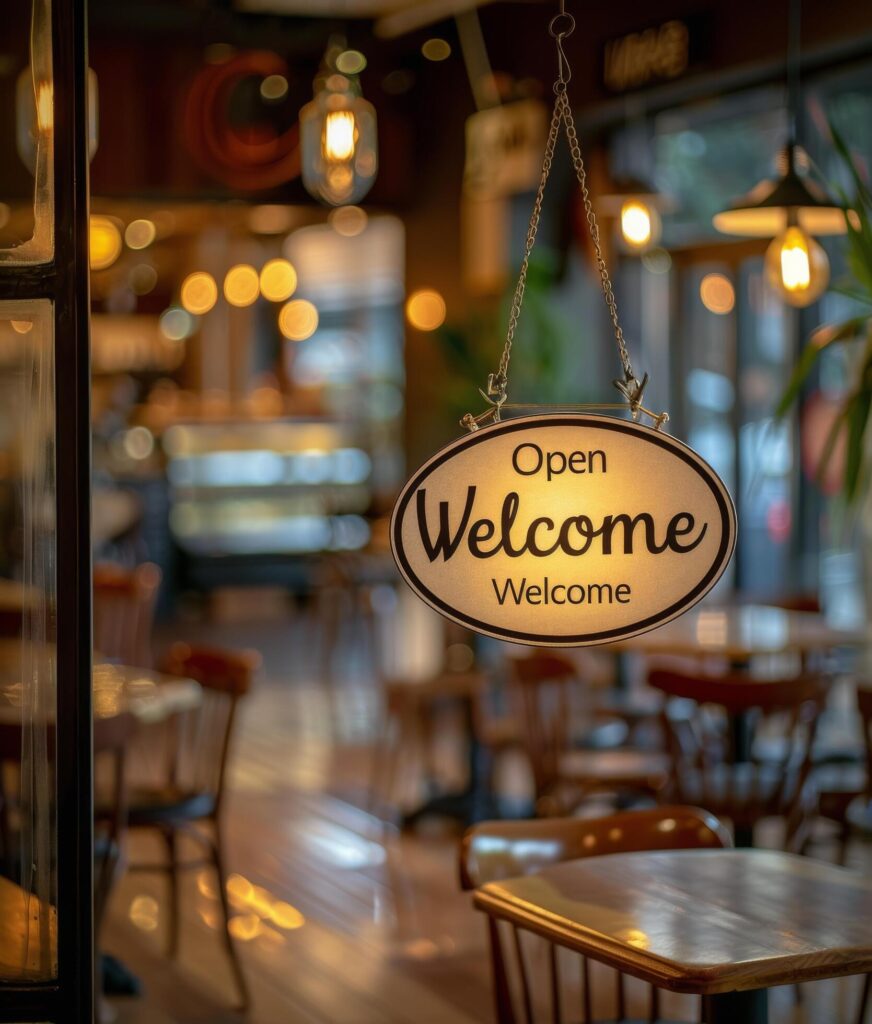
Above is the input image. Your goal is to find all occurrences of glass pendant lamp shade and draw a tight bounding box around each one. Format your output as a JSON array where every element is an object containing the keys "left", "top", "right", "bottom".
[
  {"left": 300, "top": 71, "right": 377, "bottom": 206},
  {"left": 764, "top": 223, "right": 830, "bottom": 307}
]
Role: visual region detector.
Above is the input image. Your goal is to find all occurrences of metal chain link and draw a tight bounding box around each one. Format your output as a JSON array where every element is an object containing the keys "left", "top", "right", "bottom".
[
  {"left": 495, "top": 97, "right": 563, "bottom": 394},
  {"left": 557, "top": 88, "right": 637, "bottom": 388},
  {"left": 467, "top": 2, "right": 661, "bottom": 432}
]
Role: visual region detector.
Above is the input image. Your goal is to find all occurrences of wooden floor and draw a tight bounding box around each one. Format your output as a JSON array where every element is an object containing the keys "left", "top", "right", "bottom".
[{"left": 104, "top": 607, "right": 872, "bottom": 1024}]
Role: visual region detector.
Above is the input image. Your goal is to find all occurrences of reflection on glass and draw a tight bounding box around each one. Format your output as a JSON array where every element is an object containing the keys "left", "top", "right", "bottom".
[
  {"left": 0, "top": 301, "right": 57, "bottom": 979},
  {"left": 4, "top": 0, "right": 53, "bottom": 264}
]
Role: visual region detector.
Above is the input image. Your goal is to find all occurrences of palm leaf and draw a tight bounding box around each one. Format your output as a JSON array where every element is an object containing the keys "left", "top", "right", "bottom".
[{"left": 775, "top": 317, "right": 867, "bottom": 419}]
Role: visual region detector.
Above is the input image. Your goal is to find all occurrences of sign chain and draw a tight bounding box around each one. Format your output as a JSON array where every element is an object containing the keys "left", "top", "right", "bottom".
[{"left": 463, "top": 3, "right": 669, "bottom": 434}]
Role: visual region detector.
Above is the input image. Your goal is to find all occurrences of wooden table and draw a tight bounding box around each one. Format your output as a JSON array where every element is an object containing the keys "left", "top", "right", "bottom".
[
  {"left": 0, "top": 652, "right": 202, "bottom": 727},
  {"left": 91, "top": 663, "right": 202, "bottom": 724},
  {"left": 381, "top": 671, "right": 496, "bottom": 827},
  {"left": 474, "top": 848, "right": 872, "bottom": 1023},
  {"left": 608, "top": 604, "right": 865, "bottom": 661}
]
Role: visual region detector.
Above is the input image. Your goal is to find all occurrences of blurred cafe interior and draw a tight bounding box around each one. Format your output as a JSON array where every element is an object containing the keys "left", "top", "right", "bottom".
[{"left": 6, "top": 0, "right": 872, "bottom": 1021}]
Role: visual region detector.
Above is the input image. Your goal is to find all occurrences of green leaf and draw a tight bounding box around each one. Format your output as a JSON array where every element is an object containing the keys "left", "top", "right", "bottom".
[
  {"left": 830, "top": 123, "right": 872, "bottom": 209},
  {"left": 776, "top": 317, "right": 869, "bottom": 421},
  {"left": 830, "top": 284, "right": 872, "bottom": 308},
  {"left": 775, "top": 342, "right": 824, "bottom": 419}
]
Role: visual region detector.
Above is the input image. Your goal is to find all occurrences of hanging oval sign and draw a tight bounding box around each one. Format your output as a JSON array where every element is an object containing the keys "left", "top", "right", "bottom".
[{"left": 391, "top": 414, "right": 736, "bottom": 647}]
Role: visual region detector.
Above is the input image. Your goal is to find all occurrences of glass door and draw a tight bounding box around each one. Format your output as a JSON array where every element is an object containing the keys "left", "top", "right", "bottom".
[{"left": 0, "top": 0, "right": 93, "bottom": 1019}]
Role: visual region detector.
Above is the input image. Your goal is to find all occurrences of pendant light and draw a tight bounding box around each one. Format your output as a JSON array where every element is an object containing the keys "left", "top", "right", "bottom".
[
  {"left": 713, "top": 0, "right": 844, "bottom": 307},
  {"left": 300, "top": 39, "right": 378, "bottom": 206},
  {"left": 597, "top": 177, "right": 669, "bottom": 252},
  {"left": 596, "top": 99, "right": 673, "bottom": 253}
]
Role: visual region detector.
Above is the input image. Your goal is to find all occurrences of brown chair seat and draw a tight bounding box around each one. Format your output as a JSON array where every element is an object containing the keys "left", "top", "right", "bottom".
[{"left": 559, "top": 749, "right": 669, "bottom": 792}]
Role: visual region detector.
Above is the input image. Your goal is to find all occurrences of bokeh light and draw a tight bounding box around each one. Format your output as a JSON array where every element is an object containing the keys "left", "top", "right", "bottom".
[
  {"left": 129, "top": 263, "right": 158, "bottom": 295},
  {"left": 180, "top": 271, "right": 218, "bottom": 315},
  {"left": 259, "top": 259, "right": 297, "bottom": 302},
  {"left": 122, "top": 426, "right": 155, "bottom": 460},
  {"left": 406, "top": 289, "right": 446, "bottom": 331},
  {"left": 329, "top": 205, "right": 368, "bottom": 237},
  {"left": 129, "top": 895, "right": 159, "bottom": 932},
  {"left": 124, "top": 218, "right": 156, "bottom": 250},
  {"left": 382, "top": 69, "right": 415, "bottom": 95},
  {"left": 11, "top": 321, "right": 33, "bottom": 334},
  {"left": 159, "top": 306, "right": 196, "bottom": 341},
  {"left": 224, "top": 264, "right": 260, "bottom": 307},
  {"left": 279, "top": 299, "right": 319, "bottom": 341},
  {"left": 641, "top": 247, "right": 672, "bottom": 274},
  {"left": 336, "top": 50, "right": 367, "bottom": 74},
  {"left": 260, "top": 74, "right": 289, "bottom": 102},
  {"left": 422, "top": 38, "right": 451, "bottom": 62},
  {"left": 699, "top": 273, "right": 736, "bottom": 315},
  {"left": 90, "top": 215, "right": 123, "bottom": 270}
]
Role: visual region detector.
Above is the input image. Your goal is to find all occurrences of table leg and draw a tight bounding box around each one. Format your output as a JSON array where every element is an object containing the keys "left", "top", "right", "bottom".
[
  {"left": 731, "top": 708, "right": 755, "bottom": 848},
  {"left": 402, "top": 695, "right": 502, "bottom": 828},
  {"left": 702, "top": 989, "right": 767, "bottom": 1023}
]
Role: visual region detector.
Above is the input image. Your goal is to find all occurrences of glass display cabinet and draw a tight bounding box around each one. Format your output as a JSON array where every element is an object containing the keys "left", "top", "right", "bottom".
[{"left": 0, "top": 0, "right": 93, "bottom": 1020}]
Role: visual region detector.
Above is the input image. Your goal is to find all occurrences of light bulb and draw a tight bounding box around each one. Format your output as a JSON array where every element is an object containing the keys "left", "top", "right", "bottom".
[
  {"left": 620, "top": 200, "right": 658, "bottom": 250},
  {"left": 300, "top": 66, "right": 377, "bottom": 206},
  {"left": 323, "top": 110, "right": 357, "bottom": 161},
  {"left": 764, "top": 225, "right": 829, "bottom": 307}
]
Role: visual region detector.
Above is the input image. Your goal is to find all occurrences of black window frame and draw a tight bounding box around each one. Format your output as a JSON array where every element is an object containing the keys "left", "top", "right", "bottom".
[{"left": 0, "top": 0, "right": 93, "bottom": 1020}]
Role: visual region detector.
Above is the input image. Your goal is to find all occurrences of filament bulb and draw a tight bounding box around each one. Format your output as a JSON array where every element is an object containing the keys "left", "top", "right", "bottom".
[{"left": 764, "top": 225, "right": 829, "bottom": 307}]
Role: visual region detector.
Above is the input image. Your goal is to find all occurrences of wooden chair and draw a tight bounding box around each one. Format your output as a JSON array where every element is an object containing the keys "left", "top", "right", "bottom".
[
  {"left": 460, "top": 805, "right": 731, "bottom": 1024},
  {"left": 93, "top": 713, "right": 140, "bottom": 932},
  {"left": 0, "top": 711, "right": 138, "bottom": 937},
  {"left": 93, "top": 562, "right": 162, "bottom": 667},
  {"left": 125, "top": 642, "right": 260, "bottom": 1009},
  {"left": 648, "top": 668, "right": 826, "bottom": 849},
  {"left": 508, "top": 652, "right": 668, "bottom": 816},
  {"left": 812, "top": 685, "right": 872, "bottom": 859}
]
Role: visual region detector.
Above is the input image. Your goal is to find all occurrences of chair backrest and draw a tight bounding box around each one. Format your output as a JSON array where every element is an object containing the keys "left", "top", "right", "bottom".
[
  {"left": 161, "top": 642, "right": 260, "bottom": 813},
  {"left": 93, "top": 562, "right": 162, "bottom": 667},
  {"left": 461, "top": 806, "right": 731, "bottom": 1024},
  {"left": 648, "top": 668, "right": 826, "bottom": 827},
  {"left": 508, "top": 652, "right": 584, "bottom": 797},
  {"left": 460, "top": 804, "right": 731, "bottom": 890}
]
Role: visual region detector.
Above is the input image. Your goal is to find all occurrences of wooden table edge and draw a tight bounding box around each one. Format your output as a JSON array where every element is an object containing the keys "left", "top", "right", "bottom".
[{"left": 472, "top": 886, "right": 872, "bottom": 995}]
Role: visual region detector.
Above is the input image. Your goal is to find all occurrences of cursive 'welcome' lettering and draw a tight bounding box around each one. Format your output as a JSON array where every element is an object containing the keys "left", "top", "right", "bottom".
[{"left": 416, "top": 487, "right": 707, "bottom": 562}]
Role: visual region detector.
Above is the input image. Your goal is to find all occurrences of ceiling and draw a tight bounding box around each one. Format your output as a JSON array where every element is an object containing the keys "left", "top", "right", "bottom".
[{"left": 234, "top": 0, "right": 494, "bottom": 37}]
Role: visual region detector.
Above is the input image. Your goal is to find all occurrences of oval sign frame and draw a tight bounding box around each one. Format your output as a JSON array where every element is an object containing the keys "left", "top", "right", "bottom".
[{"left": 391, "top": 414, "right": 737, "bottom": 647}]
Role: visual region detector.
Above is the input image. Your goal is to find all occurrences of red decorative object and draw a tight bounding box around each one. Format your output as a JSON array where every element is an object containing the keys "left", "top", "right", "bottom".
[{"left": 183, "top": 50, "right": 300, "bottom": 191}]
